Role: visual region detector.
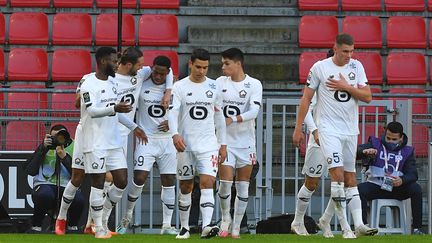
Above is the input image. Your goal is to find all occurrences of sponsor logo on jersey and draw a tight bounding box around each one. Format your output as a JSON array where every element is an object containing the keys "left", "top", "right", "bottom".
[
  {"left": 239, "top": 90, "right": 247, "bottom": 98},
  {"left": 101, "top": 89, "right": 105, "bottom": 93},
  {"left": 349, "top": 62, "right": 356, "bottom": 69},
  {"left": 222, "top": 89, "right": 227, "bottom": 92},
  {"left": 206, "top": 90, "right": 213, "bottom": 98},
  {"left": 187, "top": 92, "right": 192, "bottom": 96},
  {"left": 329, "top": 75, "right": 334, "bottom": 79},
  {"left": 83, "top": 92, "right": 90, "bottom": 103},
  {"left": 348, "top": 72, "right": 355, "bottom": 80},
  {"left": 209, "top": 83, "right": 216, "bottom": 89},
  {"left": 144, "top": 90, "right": 150, "bottom": 94},
  {"left": 130, "top": 77, "right": 137, "bottom": 85},
  {"left": 244, "top": 82, "right": 251, "bottom": 88},
  {"left": 112, "top": 87, "right": 117, "bottom": 94}
]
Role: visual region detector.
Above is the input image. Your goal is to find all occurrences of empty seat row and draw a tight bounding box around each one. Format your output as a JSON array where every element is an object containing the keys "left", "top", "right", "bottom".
[
  {"left": 299, "top": 16, "right": 427, "bottom": 48},
  {"left": 0, "top": 48, "right": 179, "bottom": 82},
  {"left": 299, "top": 52, "right": 427, "bottom": 85},
  {"left": 299, "top": 0, "right": 430, "bottom": 12},
  {"left": 0, "top": 12, "right": 178, "bottom": 46},
  {"left": 4, "top": 0, "right": 179, "bottom": 8}
]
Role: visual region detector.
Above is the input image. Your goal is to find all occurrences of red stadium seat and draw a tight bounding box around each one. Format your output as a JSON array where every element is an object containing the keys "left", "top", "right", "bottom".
[
  {"left": 0, "top": 13, "right": 4, "bottom": 44},
  {"left": 138, "top": 15, "right": 178, "bottom": 46},
  {"left": 96, "top": 0, "right": 136, "bottom": 8},
  {"left": 0, "top": 49, "right": 4, "bottom": 81},
  {"left": 299, "top": 16, "right": 338, "bottom": 48},
  {"left": 298, "top": 0, "right": 338, "bottom": 10},
  {"left": 387, "top": 17, "right": 426, "bottom": 49},
  {"left": 358, "top": 88, "right": 385, "bottom": 122},
  {"left": 143, "top": 50, "right": 179, "bottom": 77},
  {"left": 342, "top": 16, "right": 382, "bottom": 48},
  {"left": 8, "top": 48, "right": 48, "bottom": 81},
  {"left": 358, "top": 123, "right": 385, "bottom": 144},
  {"left": 7, "top": 85, "right": 48, "bottom": 117},
  {"left": 52, "top": 49, "right": 92, "bottom": 82},
  {"left": 8, "top": 12, "right": 48, "bottom": 45},
  {"left": 342, "top": 0, "right": 381, "bottom": 11},
  {"left": 10, "top": 0, "right": 50, "bottom": 7},
  {"left": 386, "top": 52, "right": 426, "bottom": 85},
  {"left": 0, "top": 0, "right": 5, "bottom": 6},
  {"left": 429, "top": 0, "right": 432, "bottom": 11},
  {"left": 6, "top": 121, "right": 46, "bottom": 151},
  {"left": 51, "top": 92, "right": 79, "bottom": 118},
  {"left": 412, "top": 124, "right": 429, "bottom": 157},
  {"left": 298, "top": 52, "right": 327, "bottom": 84},
  {"left": 385, "top": 0, "right": 425, "bottom": 12},
  {"left": 428, "top": 19, "right": 432, "bottom": 48},
  {"left": 52, "top": 13, "right": 92, "bottom": 46},
  {"left": 352, "top": 52, "right": 382, "bottom": 85},
  {"left": 140, "top": 0, "right": 179, "bottom": 9},
  {"left": 388, "top": 88, "right": 427, "bottom": 116},
  {"left": 96, "top": 14, "right": 135, "bottom": 46},
  {"left": 53, "top": 0, "right": 93, "bottom": 8}
]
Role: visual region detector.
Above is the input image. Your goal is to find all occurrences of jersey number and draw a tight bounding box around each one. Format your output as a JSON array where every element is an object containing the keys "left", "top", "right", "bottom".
[
  {"left": 178, "top": 165, "right": 194, "bottom": 177},
  {"left": 148, "top": 105, "right": 166, "bottom": 118},
  {"left": 223, "top": 105, "right": 240, "bottom": 118},
  {"left": 334, "top": 90, "right": 351, "bottom": 102},
  {"left": 189, "top": 106, "right": 208, "bottom": 120},
  {"left": 121, "top": 94, "right": 135, "bottom": 106}
]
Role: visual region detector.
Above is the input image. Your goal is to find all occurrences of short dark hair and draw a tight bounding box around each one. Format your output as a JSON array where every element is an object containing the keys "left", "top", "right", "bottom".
[
  {"left": 50, "top": 124, "right": 67, "bottom": 133},
  {"left": 119, "top": 47, "right": 143, "bottom": 65},
  {"left": 386, "top": 121, "right": 404, "bottom": 136},
  {"left": 221, "top": 48, "right": 244, "bottom": 65},
  {"left": 191, "top": 48, "right": 210, "bottom": 63},
  {"left": 336, "top": 33, "right": 354, "bottom": 46},
  {"left": 326, "top": 48, "right": 334, "bottom": 58},
  {"left": 153, "top": 55, "right": 171, "bottom": 69},
  {"left": 95, "top": 47, "right": 116, "bottom": 65}
]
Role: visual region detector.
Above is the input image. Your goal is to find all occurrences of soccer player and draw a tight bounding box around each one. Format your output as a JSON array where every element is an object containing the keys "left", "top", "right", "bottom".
[
  {"left": 79, "top": 47, "right": 146, "bottom": 238},
  {"left": 216, "top": 48, "right": 262, "bottom": 239},
  {"left": 292, "top": 33, "right": 372, "bottom": 239},
  {"left": 168, "top": 48, "right": 227, "bottom": 239},
  {"left": 101, "top": 47, "right": 174, "bottom": 232},
  {"left": 116, "top": 56, "right": 178, "bottom": 235}
]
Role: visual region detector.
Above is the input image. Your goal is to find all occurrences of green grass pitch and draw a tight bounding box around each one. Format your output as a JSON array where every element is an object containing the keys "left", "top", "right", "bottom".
[{"left": 0, "top": 234, "right": 430, "bottom": 243}]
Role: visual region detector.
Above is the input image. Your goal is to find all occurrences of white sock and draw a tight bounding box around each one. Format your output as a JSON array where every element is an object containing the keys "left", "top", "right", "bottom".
[
  {"left": 320, "top": 198, "right": 335, "bottom": 223},
  {"left": 200, "top": 188, "right": 215, "bottom": 228},
  {"left": 57, "top": 181, "right": 78, "bottom": 220},
  {"left": 161, "top": 186, "right": 175, "bottom": 228},
  {"left": 90, "top": 187, "right": 105, "bottom": 229},
  {"left": 125, "top": 181, "right": 144, "bottom": 221},
  {"left": 293, "top": 184, "right": 314, "bottom": 225},
  {"left": 233, "top": 181, "right": 249, "bottom": 232},
  {"left": 346, "top": 187, "right": 363, "bottom": 228},
  {"left": 218, "top": 180, "right": 233, "bottom": 225},
  {"left": 102, "top": 185, "right": 124, "bottom": 229},
  {"left": 178, "top": 192, "right": 191, "bottom": 230},
  {"left": 331, "top": 182, "right": 350, "bottom": 231}
]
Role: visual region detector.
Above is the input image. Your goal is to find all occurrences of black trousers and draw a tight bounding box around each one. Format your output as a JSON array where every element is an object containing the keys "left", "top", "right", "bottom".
[
  {"left": 357, "top": 181, "right": 423, "bottom": 228},
  {"left": 31, "top": 184, "right": 85, "bottom": 227}
]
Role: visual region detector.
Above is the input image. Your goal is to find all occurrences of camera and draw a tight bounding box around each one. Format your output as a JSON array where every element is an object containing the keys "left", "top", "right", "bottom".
[{"left": 47, "top": 129, "right": 71, "bottom": 149}]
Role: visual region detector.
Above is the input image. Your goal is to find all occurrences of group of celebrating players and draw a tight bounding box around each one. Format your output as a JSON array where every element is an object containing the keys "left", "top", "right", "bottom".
[
  {"left": 52, "top": 46, "right": 262, "bottom": 239},
  {"left": 52, "top": 32, "right": 380, "bottom": 240}
]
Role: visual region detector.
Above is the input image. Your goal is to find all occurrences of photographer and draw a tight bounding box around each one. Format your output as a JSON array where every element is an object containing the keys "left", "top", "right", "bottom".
[
  {"left": 356, "top": 121, "right": 423, "bottom": 235},
  {"left": 25, "top": 124, "right": 84, "bottom": 233}
]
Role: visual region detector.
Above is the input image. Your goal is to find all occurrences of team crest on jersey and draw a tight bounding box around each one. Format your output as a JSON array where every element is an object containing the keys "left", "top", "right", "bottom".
[
  {"left": 348, "top": 72, "right": 355, "bottom": 80},
  {"left": 209, "top": 83, "right": 216, "bottom": 89},
  {"left": 206, "top": 90, "right": 213, "bottom": 98},
  {"left": 144, "top": 90, "right": 150, "bottom": 94},
  {"left": 349, "top": 62, "right": 356, "bottom": 69},
  {"left": 309, "top": 167, "right": 315, "bottom": 174},
  {"left": 327, "top": 157, "right": 333, "bottom": 164},
  {"left": 222, "top": 89, "right": 227, "bottom": 92},
  {"left": 112, "top": 87, "right": 117, "bottom": 94},
  {"left": 244, "top": 82, "right": 251, "bottom": 88},
  {"left": 101, "top": 90, "right": 105, "bottom": 93},
  {"left": 239, "top": 90, "right": 247, "bottom": 98},
  {"left": 92, "top": 162, "right": 98, "bottom": 169},
  {"left": 83, "top": 92, "right": 90, "bottom": 103},
  {"left": 187, "top": 92, "right": 192, "bottom": 96},
  {"left": 130, "top": 77, "right": 137, "bottom": 85}
]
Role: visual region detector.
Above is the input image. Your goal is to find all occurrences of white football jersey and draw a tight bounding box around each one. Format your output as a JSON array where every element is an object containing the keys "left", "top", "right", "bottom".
[
  {"left": 80, "top": 75, "right": 123, "bottom": 152},
  {"left": 171, "top": 77, "right": 222, "bottom": 153},
  {"left": 76, "top": 72, "right": 95, "bottom": 126},
  {"left": 136, "top": 80, "right": 170, "bottom": 138},
  {"left": 217, "top": 75, "right": 262, "bottom": 148},
  {"left": 115, "top": 66, "right": 173, "bottom": 136},
  {"left": 307, "top": 57, "right": 368, "bottom": 135}
]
